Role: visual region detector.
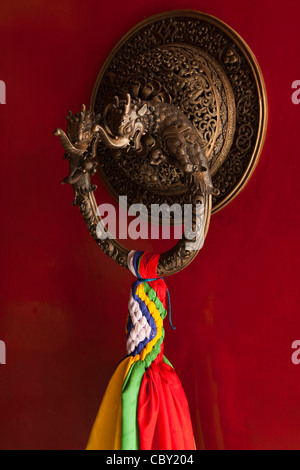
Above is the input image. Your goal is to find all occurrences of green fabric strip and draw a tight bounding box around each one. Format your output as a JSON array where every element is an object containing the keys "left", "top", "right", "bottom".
[
  {"left": 163, "top": 355, "right": 173, "bottom": 369},
  {"left": 144, "top": 283, "right": 167, "bottom": 319},
  {"left": 121, "top": 356, "right": 172, "bottom": 449},
  {"left": 121, "top": 360, "right": 145, "bottom": 450},
  {"left": 144, "top": 331, "right": 165, "bottom": 369}
]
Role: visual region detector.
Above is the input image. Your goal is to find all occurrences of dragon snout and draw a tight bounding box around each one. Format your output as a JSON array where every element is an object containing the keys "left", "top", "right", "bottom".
[{"left": 92, "top": 124, "right": 100, "bottom": 133}]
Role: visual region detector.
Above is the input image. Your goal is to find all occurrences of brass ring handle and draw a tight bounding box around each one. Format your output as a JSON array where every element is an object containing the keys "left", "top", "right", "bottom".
[{"left": 77, "top": 186, "right": 212, "bottom": 276}]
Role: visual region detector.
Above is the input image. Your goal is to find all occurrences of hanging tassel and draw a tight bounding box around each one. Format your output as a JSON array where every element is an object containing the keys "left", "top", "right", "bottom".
[{"left": 86, "top": 251, "right": 195, "bottom": 450}]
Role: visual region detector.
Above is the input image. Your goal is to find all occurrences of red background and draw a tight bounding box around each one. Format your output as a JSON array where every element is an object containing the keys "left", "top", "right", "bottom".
[{"left": 1, "top": 0, "right": 300, "bottom": 450}]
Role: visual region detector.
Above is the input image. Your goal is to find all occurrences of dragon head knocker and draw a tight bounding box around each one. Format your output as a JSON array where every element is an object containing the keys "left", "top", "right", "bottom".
[{"left": 54, "top": 88, "right": 220, "bottom": 208}]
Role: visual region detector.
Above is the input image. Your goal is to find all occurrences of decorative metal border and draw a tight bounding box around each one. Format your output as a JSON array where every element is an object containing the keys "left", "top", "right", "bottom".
[{"left": 90, "top": 10, "right": 268, "bottom": 214}]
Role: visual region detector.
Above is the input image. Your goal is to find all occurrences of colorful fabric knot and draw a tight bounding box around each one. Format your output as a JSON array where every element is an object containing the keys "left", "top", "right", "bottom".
[
  {"left": 126, "top": 251, "right": 170, "bottom": 366},
  {"left": 86, "top": 250, "right": 195, "bottom": 451}
]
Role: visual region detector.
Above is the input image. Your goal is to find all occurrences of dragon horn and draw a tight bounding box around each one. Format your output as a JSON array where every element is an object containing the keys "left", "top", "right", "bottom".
[
  {"left": 124, "top": 93, "right": 131, "bottom": 115},
  {"left": 80, "top": 104, "right": 86, "bottom": 121},
  {"left": 53, "top": 128, "right": 84, "bottom": 156}
]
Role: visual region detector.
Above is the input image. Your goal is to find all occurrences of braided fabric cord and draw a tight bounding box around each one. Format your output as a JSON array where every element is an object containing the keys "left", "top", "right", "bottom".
[{"left": 126, "top": 251, "right": 168, "bottom": 368}]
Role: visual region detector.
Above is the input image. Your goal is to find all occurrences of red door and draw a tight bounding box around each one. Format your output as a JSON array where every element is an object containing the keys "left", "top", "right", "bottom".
[{"left": 0, "top": 0, "right": 300, "bottom": 450}]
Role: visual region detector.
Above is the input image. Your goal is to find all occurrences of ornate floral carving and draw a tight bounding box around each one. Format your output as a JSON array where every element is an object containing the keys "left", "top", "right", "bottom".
[{"left": 92, "top": 13, "right": 265, "bottom": 215}]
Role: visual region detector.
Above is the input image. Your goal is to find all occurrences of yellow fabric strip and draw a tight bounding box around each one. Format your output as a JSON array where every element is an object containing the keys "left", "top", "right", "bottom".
[
  {"left": 124, "top": 355, "right": 137, "bottom": 379},
  {"left": 86, "top": 357, "right": 132, "bottom": 450}
]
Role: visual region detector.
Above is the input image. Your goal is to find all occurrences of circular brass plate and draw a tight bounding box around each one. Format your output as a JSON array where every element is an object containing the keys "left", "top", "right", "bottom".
[{"left": 91, "top": 10, "right": 267, "bottom": 214}]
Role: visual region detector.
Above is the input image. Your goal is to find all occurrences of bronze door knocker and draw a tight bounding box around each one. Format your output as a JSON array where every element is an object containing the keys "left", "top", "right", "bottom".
[
  {"left": 54, "top": 9, "right": 268, "bottom": 451},
  {"left": 54, "top": 11, "right": 267, "bottom": 275}
]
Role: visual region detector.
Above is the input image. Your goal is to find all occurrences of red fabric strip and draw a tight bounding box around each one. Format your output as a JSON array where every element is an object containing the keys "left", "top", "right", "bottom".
[
  {"left": 138, "top": 251, "right": 167, "bottom": 309},
  {"left": 137, "top": 349, "right": 195, "bottom": 450}
]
